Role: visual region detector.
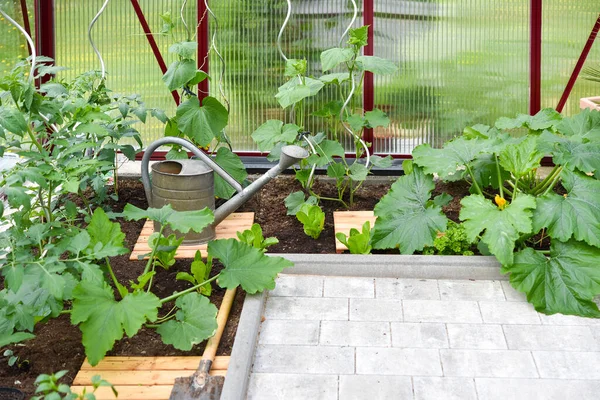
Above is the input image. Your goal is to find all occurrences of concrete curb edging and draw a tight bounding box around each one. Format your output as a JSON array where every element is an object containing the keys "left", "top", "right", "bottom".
[
  {"left": 219, "top": 254, "right": 505, "bottom": 399},
  {"left": 220, "top": 291, "right": 267, "bottom": 400}
]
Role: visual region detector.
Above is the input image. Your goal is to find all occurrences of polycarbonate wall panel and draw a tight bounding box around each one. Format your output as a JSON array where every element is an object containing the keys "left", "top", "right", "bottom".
[
  {"left": 55, "top": 1, "right": 195, "bottom": 145},
  {"left": 541, "top": 2, "right": 600, "bottom": 114},
  {"left": 0, "top": 1, "right": 34, "bottom": 75},
  {"left": 373, "top": 0, "right": 530, "bottom": 153}
]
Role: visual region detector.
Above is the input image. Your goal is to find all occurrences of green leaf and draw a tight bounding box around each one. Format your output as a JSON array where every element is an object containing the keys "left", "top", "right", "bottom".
[
  {"left": 538, "top": 131, "right": 600, "bottom": 175},
  {"left": 370, "top": 155, "right": 393, "bottom": 169},
  {"left": 412, "top": 137, "right": 491, "bottom": 180},
  {"left": 163, "top": 60, "right": 197, "bottom": 91},
  {"left": 176, "top": 97, "right": 228, "bottom": 147},
  {"left": 349, "top": 162, "right": 368, "bottom": 181},
  {"left": 499, "top": 136, "right": 544, "bottom": 179},
  {"left": 213, "top": 147, "right": 247, "bottom": 199},
  {"left": 85, "top": 208, "right": 128, "bottom": 259},
  {"left": 156, "top": 293, "right": 217, "bottom": 351},
  {"left": 355, "top": 56, "right": 398, "bottom": 75},
  {"left": 296, "top": 204, "right": 325, "bottom": 239},
  {"left": 532, "top": 170, "right": 600, "bottom": 247},
  {"left": 327, "top": 162, "right": 346, "bottom": 180},
  {"left": 0, "top": 332, "right": 35, "bottom": 348},
  {"left": 209, "top": 239, "right": 293, "bottom": 293},
  {"left": 460, "top": 194, "right": 536, "bottom": 266},
  {"left": 504, "top": 240, "right": 600, "bottom": 317},
  {"left": 337, "top": 221, "right": 372, "bottom": 254},
  {"left": 0, "top": 106, "right": 28, "bottom": 136},
  {"left": 71, "top": 282, "right": 160, "bottom": 366},
  {"left": 556, "top": 108, "right": 600, "bottom": 141},
  {"left": 348, "top": 26, "right": 369, "bottom": 47},
  {"left": 188, "top": 70, "right": 210, "bottom": 86},
  {"left": 364, "top": 109, "right": 390, "bottom": 129},
  {"left": 312, "top": 100, "right": 344, "bottom": 118},
  {"left": 122, "top": 204, "right": 214, "bottom": 234},
  {"left": 346, "top": 114, "right": 366, "bottom": 132},
  {"left": 315, "top": 139, "right": 345, "bottom": 163},
  {"left": 284, "top": 58, "right": 307, "bottom": 77},
  {"left": 319, "top": 73, "right": 350, "bottom": 85},
  {"left": 372, "top": 167, "right": 448, "bottom": 253},
  {"left": 495, "top": 108, "right": 562, "bottom": 132},
  {"left": 168, "top": 41, "right": 197, "bottom": 59},
  {"left": 320, "top": 48, "right": 354, "bottom": 72},
  {"left": 251, "top": 120, "right": 299, "bottom": 152},
  {"left": 275, "top": 77, "right": 324, "bottom": 109},
  {"left": 284, "top": 191, "right": 317, "bottom": 216},
  {"left": 433, "top": 193, "right": 453, "bottom": 207}
]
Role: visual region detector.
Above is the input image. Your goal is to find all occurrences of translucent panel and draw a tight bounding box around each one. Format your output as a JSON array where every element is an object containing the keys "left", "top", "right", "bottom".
[
  {"left": 55, "top": 1, "right": 193, "bottom": 145},
  {"left": 374, "top": 0, "right": 530, "bottom": 154},
  {"left": 541, "top": 1, "right": 600, "bottom": 115},
  {"left": 0, "top": 0, "right": 34, "bottom": 75}
]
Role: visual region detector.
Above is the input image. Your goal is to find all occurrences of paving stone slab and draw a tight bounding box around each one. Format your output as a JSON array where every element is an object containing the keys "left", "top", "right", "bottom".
[
  {"left": 253, "top": 345, "right": 355, "bottom": 374},
  {"left": 376, "top": 278, "right": 440, "bottom": 300},
  {"left": 532, "top": 351, "right": 600, "bottom": 379},
  {"left": 438, "top": 280, "right": 505, "bottom": 301},
  {"left": 475, "top": 378, "right": 600, "bottom": 400},
  {"left": 247, "top": 373, "right": 338, "bottom": 400},
  {"left": 320, "top": 320, "right": 391, "bottom": 347},
  {"left": 440, "top": 349, "right": 539, "bottom": 378},
  {"left": 263, "top": 297, "right": 348, "bottom": 320},
  {"left": 403, "top": 300, "right": 482, "bottom": 323},
  {"left": 323, "top": 276, "right": 375, "bottom": 298},
  {"left": 503, "top": 324, "right": 598, "bottom": 351},
  {"left": 349, "top": 298, "right": 403, "bottom": 322},
  {"left": 339, "top": 375, "right": 412, "bottom": 400},
  {"left": 391, "top": 322, "right": 448, "bottom": 348},
  {"left": 447, "top": 323, "right": 507, "bottom": 349},
  {"left": 479, "top": 301, "right": 542, "bottom": 325},
  {"left": 356, "top": 347, "right": 442, "bottom": 376},
  {"left": 413, "top": 377, "right": 478, "bottom": 400},
  {"left": 258, "top": 319, "right": 320, "bottom": 345},
  {"left": 269, "top": 274, "right": 324, "bottom": 297}
]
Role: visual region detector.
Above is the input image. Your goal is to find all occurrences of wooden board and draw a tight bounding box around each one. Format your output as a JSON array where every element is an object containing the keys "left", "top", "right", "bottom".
[
  {"left": 333, "top": 211, "right": 377, "bottom": 253},
  {"left": 130, "top": 212, "right": 254, "bottom": 260},
  {"left": 72, "top": 356, "right": 229, "bottom": 400}
]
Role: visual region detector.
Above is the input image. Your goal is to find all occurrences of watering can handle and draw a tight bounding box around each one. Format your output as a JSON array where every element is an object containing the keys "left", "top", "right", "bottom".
[{"left": 140, "top": 137, "right": 244, "bottom": 207}]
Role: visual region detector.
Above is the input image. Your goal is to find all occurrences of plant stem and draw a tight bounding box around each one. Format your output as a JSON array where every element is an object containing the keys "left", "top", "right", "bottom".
[
  {"left": 159, "top": 275, "right": 220, "bottom": 304},
  {"left": 532, "top": 165, "right": 562, "bottom": 195},
  {"left": 465, "top": 164, "right": 483, "bottom": 195},
  {"left": 142, "top": 225, "right": 165, "bottom": 276},
  {"left": 495, "top": 155, "right": 504, "bottom": 198},
  {"left": 105, "top": 257, "right": 123, "bottom": 300}
]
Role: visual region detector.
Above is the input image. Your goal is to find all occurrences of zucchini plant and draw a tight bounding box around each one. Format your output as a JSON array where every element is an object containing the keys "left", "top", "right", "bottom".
[{"left": 372, "top": 108, "right": 600, "bottom": 318}]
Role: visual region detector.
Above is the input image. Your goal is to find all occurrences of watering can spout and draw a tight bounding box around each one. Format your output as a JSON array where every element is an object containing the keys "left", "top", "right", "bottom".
[{"left": 212, "top": 145, "right": 309, "bottom": 226}]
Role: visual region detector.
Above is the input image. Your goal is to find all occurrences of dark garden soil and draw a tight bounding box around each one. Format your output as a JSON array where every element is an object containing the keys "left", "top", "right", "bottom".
[{"left": 0, "top": 175, "right": 471, "bottom": 396}]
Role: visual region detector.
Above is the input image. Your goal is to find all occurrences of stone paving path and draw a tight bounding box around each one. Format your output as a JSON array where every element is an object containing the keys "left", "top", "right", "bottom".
[{"left": 246, "top": 274, "right": 600, "bottom": 400}]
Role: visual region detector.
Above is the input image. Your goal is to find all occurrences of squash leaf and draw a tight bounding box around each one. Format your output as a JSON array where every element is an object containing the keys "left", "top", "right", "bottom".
[
  {"left": 209, "top": 239, "right": 293, "bottom": 293},
  {"left": 503, "top": 240, "right": 600, "bottom": 318},
  {"left": 532, "top": 169, "right": 600, "bottom": 247},
  {"left": 175, "top": 96, "right": 228, "bottom": 147},
  {"left": 121, "top": 204, "right": 214, "bottom": 234},
  {"left": 156, "top": 293, "right": 217, "bottom": 351},
  {"left": 213, "top": 147, "right": 247, "bottom": 199},
  {"left": 460, "top": 194, "right": 536, "bottom": 266},
  {"left": 372, "top": 166, "right": 448, "bottom": 253}
]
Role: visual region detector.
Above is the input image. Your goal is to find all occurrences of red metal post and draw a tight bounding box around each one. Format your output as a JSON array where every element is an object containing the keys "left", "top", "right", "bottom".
[
  {"left": 20, "top": 0, "right": 32, "bottom": 56},
  {"left": 529, "top": 0, "right": 542, "bottom": 115},
  {"left": 130, "top": 0, "right": 180, "bottom": 104},
  {"left": 556, "top": 14, "right": 600, "bottom": 113},
  {"left": 363, "top": 0, "right": 374, "bottom": 155},
  {"left": 34, "top": 0, "right": 55, "bottom": 85},
  {"left": 197, "top": 0, "right": 210, "bottom": 99}
]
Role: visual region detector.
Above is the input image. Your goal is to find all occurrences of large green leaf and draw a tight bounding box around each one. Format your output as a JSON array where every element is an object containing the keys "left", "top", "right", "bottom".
[
  {"left": 122, "top": 204, "right": 214, "bottom": 234},
  {"left": 86, "top": 208, "right": 128, "bottom": 259},
  {"left": 556, "top": 108, "right": 600, "bottom": 141},
  {"left": 168, "top": 41, "right": 197, "bottom": 59},
  {"left": 162, "top": 60, "right": 197, "bottom": 91},
  {"left": 460, "top": 194, "right": 536, "bottom": 266},
  {"left": 71, "top": 282, "right": 160, "bottom": 366},
  {"left": 213, "top": 147, "right": 247, "bottom": 199},
  {"left": 251, "top": 120, "right": 299, "bottom": 152},
  {"left": 532, "top": 170, "right": 600, "bottom": 247},
  {"left": 208, "top": 239, "right": 293, "bottom": 293},
  {"left": 284, "top": 191, "right": 317, "bottom": 216},
  {"left": 355, "top": 56, "right": 398, "bottom": 75},
  {"left": 412, "top": 137, "right": 491, "bottom": 180},
  {"left": 499, "top": 136, "right": 544, "bottom": 179},
  {"left": 275, "top": 77, "right": 324, "bottom": 109},
  {"left": 320, "top": 48, "right": 354, "bottom": 72},
  {"left": 0, "top": 106, "right": 28, "bottom": 136},
  {"left": 364, "top": 108, "right": 390, "bottom": 129},
  {"left": 538, "top": 131, "right": 600, "bottom": 175},
  {"left": 156, "top": 293, "right": 217, "bottom": 351},
  {"left": 503, "top": 240, "right": 600, "bottom": 317},
  {"left": 372, "top": 167, "right": 448, "bottom": 253},
  {"left": 495, "top": 108, "right": 562, "bottom": 132},
  {"left": 175, "top": 97, "right": 228, "bottom": 147}
]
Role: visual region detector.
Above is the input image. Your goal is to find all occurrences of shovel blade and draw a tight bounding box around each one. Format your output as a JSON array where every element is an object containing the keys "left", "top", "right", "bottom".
[{"left": 169, "top": 375, "right": 225, "bottom": 400}]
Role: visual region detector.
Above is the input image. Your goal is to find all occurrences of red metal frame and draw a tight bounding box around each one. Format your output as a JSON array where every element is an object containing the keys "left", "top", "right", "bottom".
[
  {"left": 529, "top": 0, "right": 542, "bottom": 115},
  {"left": 34, "top": 0, "right": 55, "bottom": 86},
  {"left": 556, "top": 14, "right": 600, "bottom": 113},
  {"left": 363, "top": 0, "right": 374, "bottom": 155},
  {"left": 197, "top": 0, "right": 210, "bottom": 99},
  {"left": 20, "top": 0, "right": 32, "bottom": 56},
  {"left": 130, "top": 0, "right": 180, "bottom": 105}
]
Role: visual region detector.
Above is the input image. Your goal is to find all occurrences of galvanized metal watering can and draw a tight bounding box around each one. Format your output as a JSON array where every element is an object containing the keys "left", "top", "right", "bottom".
[{"left": 141, "top": 137, "right": 309, "bottom": 244}]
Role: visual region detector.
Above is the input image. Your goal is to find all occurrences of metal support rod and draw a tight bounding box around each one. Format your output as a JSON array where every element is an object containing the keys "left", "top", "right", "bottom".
[
  {"left": 129, "top": 0, "right": 180, "bottom": 105},
  {"left": 363, "top": 0, "right": 374, "bottom": 155},
  {"left": 34, "top": 0, "right": 54, "bottom": 85},
  {"left": 19, "top": 0, "right": 32, "bottom": 56},
  {"left": 556, "top": 14, "right": 600, "bottom": 113},
  {"left": 197, "top": 0, "right": 210, "bottom": 99},
  {"left": 529, "top": 0, "right": 542, "bottom": 115}
]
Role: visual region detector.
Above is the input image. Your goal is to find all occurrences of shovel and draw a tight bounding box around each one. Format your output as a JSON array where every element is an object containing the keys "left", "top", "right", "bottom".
[{"left": 169, "top": 287, "right": 237, "bottom": 400}]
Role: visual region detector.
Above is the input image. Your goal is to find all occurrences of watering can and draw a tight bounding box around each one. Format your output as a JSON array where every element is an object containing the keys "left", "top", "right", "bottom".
[{"left": 141, "top": 137, "right": 308, "bottom": 244}]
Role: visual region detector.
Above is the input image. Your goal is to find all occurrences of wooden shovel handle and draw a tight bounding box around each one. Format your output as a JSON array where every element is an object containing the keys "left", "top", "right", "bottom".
[{"left": 202, "top": 288, "right": 237, "bottom": 362}]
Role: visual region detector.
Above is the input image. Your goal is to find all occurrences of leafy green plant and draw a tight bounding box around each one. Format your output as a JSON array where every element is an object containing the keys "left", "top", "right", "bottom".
[
  {"left": 251, "top": 25, "right": 396, "bottom": 210},
  {"left": 296, "top": 203, "right": 325, "bottom": 239},
  {"left": 423, "top": 221, "right": 475, "bottom": 256},
  {"left": 31, "top": 370, "right": 115, "bottom": 400},
  {"left": 336, "top": 221, "right": 372, "bottom": 254},
  {"left": 374, "top": 108, "right": 600, "bottom": 318},
  {"left": 237, "top": 223, "right": 279, "bottom": 252},
  {"left": 176, "top": 250, "right": 213, "bottom": 296}
]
